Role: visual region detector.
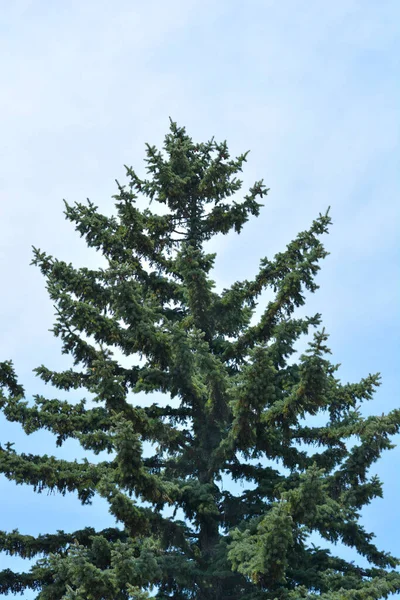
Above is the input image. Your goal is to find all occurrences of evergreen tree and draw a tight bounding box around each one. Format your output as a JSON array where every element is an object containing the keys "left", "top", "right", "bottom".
[{"left": 1, "top": 120, "right": 399, "bottom": 600}]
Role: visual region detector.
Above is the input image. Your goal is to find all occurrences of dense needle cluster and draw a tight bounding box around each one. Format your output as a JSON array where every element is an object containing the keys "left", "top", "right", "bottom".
[{"left": 1, "top": 121, "right": 399, "bottom": 599}]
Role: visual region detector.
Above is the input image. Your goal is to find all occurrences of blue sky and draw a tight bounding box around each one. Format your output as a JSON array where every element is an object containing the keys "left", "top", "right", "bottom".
[{"left": 0, "top": 0, "right": 399, "bottom": 597}]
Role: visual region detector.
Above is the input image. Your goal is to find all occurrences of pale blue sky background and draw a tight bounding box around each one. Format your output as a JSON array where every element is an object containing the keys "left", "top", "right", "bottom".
[{"left": 0, "top": 1, "right": 399, "bottom": 597}]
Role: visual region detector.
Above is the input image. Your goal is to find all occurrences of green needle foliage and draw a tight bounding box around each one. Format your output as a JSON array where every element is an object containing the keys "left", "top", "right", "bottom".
[{"left": 1, "top": 120, "right": 399, "bottom": 600}]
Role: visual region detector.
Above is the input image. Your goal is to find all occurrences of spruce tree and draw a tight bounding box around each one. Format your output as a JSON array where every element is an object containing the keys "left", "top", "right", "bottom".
[{"left": 1, "top": 120, "right": 399, "bottom": 600}]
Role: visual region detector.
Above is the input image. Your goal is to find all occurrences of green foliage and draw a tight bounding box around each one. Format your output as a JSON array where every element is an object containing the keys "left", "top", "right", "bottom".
[{"left": 1, "top": 120, "right": 399, "bottom": 599}]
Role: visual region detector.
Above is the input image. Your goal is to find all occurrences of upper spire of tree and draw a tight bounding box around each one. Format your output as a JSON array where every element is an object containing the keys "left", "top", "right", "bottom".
[
  {"left": 136, "top": 118, "right": 266, "bottom": 242},
  {"left": 1, "top": 121, "right": 399, "bottom": 600}
]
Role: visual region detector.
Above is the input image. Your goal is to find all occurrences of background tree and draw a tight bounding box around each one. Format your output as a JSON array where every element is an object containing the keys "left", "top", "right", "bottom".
[{"left": 1, "top": 121, "right": 399, "bottom": 600}]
